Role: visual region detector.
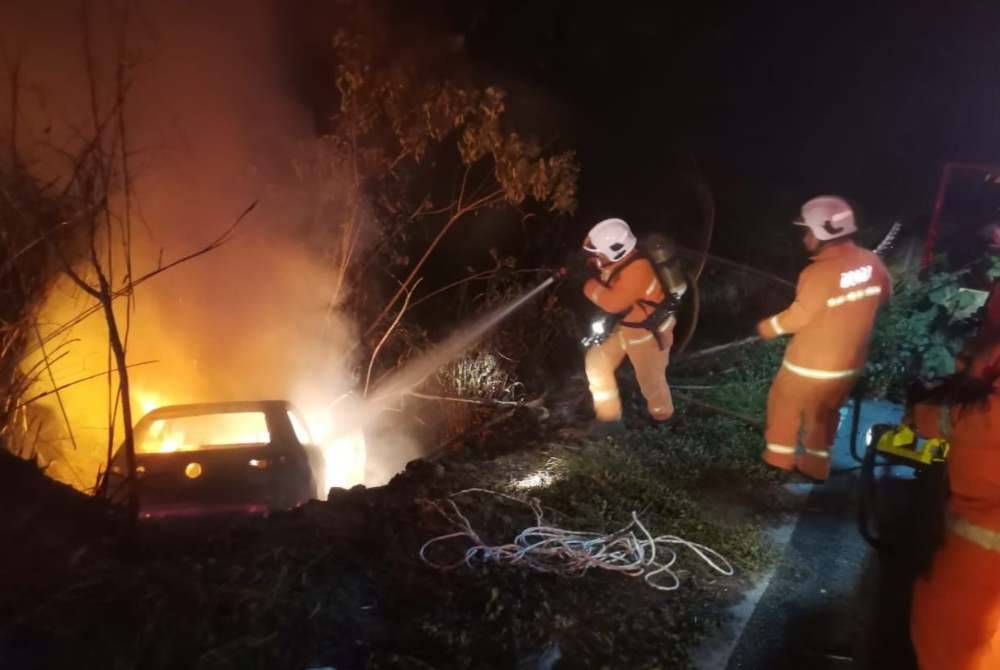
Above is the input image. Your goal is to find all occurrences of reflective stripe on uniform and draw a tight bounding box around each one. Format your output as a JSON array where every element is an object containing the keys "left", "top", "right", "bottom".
[
  {"left": 590, "top": 388, "right": 619, "bottom": 402},
  {"left": 769, "top": 315, "right": 785, "bottom": 336},
  {"left": 827, "top": 285, "right": 882, "bottom": 307},
  {"left": 803, "top": 448, "right": 830, "bottom": 459},
  {"left": 782, "top": 359, "right": 860, "bottom": 380},
  {"left": 627, "top": 333, "right": 655, "bottom": 345},
  {"left": 645, "top": 278, "right": 659, "bottom": 296},
  {"left": 949, "top": 516, "right": 1000, "bottom": 553},
  {"left": 765, "top": 443, "right": 796, "bottom": 455},
  {"left": 588, "top": 285, "right": 605, "bottom": 303}
]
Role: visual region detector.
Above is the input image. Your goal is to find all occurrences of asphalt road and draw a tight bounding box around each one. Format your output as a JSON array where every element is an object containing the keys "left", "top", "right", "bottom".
[{"left": 722, "top": 401, "right": 925, "bottom": 670}]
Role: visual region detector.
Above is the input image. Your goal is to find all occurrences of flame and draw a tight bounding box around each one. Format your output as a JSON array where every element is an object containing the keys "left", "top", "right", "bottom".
[
  {"left": 135, "top": 389, "right": 168, "bottom": 418},
  {"left": 141, "top": 416, "right": 184, "bottom": 452},
  {"left": 136, "top": 411, "right": 271, "bottom": 454},
  {"left": 304, "top": 409, "right": 366, "bottom": 496},
  {"left": 158, "top": 432, "right": 185, "bottom": 453},
  {"left": 325, "top": 429, "right": 367, "bottom": 492}
]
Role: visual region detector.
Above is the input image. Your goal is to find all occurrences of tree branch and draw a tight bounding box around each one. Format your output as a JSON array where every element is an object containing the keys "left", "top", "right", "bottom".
[
  {"left": 14, "top": 360, "right": 157, "bottom": 411},
  {"left": 364, "top": 277, "right": 422, "bottom": 397},
  {"left": 407, "top": 266, "right": 548, "bottom": 312},
  {"left": 364, "top": 189, "right": 505, "bottom": 337},
  {"left": 457, "top": 163, "right": 472, "bottom": 210},
  {"left": 22, "top": 201, "right": 257, "bottom": 361}
]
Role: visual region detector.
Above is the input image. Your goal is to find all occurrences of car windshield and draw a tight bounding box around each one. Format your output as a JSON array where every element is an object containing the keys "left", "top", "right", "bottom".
[{"left": 137, "top": 411, "right": 271, "bottom": 453}]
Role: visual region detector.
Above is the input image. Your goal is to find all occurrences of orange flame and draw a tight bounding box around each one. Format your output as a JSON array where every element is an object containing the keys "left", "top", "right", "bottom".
[{"left": 304, "top": 409, "right": 366, "bottom": 495}]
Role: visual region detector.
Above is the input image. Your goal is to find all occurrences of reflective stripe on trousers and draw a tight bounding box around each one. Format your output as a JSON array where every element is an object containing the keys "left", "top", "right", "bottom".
[
  {"left": 782, "top": 359, "right": 860, "bottom": 380},
  {"left": 950, "top": 516, "right": 1000, "bottom": 553}
]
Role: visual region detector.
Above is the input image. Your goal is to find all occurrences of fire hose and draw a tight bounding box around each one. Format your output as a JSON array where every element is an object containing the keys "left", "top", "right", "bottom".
[{"left": 419, "top": 488, "right": 734, "bottom": 592}]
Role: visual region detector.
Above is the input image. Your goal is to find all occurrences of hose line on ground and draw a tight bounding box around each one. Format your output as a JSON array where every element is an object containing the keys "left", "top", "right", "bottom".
[{"left": 419, "top": 488, "right": 734, "bottom": 592}]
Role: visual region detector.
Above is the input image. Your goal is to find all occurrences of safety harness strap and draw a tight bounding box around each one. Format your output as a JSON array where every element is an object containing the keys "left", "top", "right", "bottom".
[{"left": 598, "top": 252, "right": 682, "bottom": 350}]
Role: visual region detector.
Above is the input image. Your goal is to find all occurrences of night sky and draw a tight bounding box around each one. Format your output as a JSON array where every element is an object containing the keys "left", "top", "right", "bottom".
[{"left": 436, "top": 1, "right": 1000, "bottom": 235}]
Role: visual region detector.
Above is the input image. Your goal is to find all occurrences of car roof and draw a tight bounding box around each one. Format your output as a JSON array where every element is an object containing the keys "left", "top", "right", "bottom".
[{"left": 137, "top": 400, "right": 297, "bottom": 423}]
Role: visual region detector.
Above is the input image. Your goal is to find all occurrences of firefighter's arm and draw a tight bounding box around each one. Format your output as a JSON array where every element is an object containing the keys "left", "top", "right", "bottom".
[
  {"left": 757, "top": 266, "right": 825, "bottom": 339},
  {"left": 583, "top": 263, "right": 648, "bottom": 314}
]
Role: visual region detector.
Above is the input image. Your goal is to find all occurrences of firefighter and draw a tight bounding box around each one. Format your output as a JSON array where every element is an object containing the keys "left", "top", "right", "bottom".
[
  {"left": 579, "top": 218, "right": 684, "bottom": 435},
  {"left": 907, "top": 339, "right": 1000, "bottom": 670},
  {"left": 756, "top": 196, "right": 892, "bottom": 481}
]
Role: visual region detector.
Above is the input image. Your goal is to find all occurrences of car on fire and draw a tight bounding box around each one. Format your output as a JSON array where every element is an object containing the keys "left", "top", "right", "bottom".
[{"left": 101, "top": 400, "right": 324, "bottom": 520}]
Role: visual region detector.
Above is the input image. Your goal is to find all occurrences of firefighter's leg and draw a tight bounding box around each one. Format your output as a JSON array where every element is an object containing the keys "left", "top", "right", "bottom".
[
  {"left": 797, "top": 377, "right": 856, "bottom": 481},
  {"left": 626, "top": 326, "right": 674, "bottom": 421},
  {"left": 584, "top": 333, "right": 628, "bottom": 422},
  {"left": 912, "top": 535, "right": 1000, "bottom": 670},
  {"left": 762, "top": 367, "right": 805, "bottom": 471}
]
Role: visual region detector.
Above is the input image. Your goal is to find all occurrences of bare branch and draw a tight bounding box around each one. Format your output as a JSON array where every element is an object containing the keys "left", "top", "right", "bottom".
[
  {"left": 364, "top": 188, "right": 505, "bottom": 337},
  {"left": 0, "top": 220, "right": 73, "bottom": 281},
  {"left": 405, "top": 390, "right": 531, "bottom": 408},
  {"left": 407, "top": 266, "right": 548, "bottom": 312},
  {"left": 18, "top": 338, "right": 79, "bottom": 385},
  {"left": 457, "top": 163, "right": 472, "bottom": 210},
  {"left": 14, "top": 359, "right": 158, "bottom": 411},
  {"left": 21, "top": 200, "right": 257, "bottom": 361},
  {"left": 30, "top": 320, "right": 80, "bottom": 452},
  {"left": 364, "top": 277, "right": 422, "bottom": 397},
  {"left": 459, "top": 187, "right": 504, "bottom": 214},
  {"left": 8, "top": 56, "right": 19, "bottom": 165}
]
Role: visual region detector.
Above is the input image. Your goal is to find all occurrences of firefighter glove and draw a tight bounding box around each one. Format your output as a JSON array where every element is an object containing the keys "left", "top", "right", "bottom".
[{"left": 566, "top": 253, "right": 600, "bottom": 283}]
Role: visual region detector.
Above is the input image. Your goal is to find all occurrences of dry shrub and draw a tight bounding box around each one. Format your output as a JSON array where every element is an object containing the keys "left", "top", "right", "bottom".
[{"left": 0, "top": 166, "right": 87, "bottom": 465}]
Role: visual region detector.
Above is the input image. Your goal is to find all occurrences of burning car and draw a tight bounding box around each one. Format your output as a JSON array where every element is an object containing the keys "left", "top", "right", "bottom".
[{"left": 102, "top": 400, "right": 324, "bottom": 520}]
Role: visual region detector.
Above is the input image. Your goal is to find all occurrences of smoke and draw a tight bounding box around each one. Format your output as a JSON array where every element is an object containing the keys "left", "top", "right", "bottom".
[{"left": 1, "top": 0, "right": 374, "bottom": 489}]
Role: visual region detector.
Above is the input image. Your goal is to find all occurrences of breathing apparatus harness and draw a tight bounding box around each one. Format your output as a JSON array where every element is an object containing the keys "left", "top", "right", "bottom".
[{"left": 580, "top": 234, "right": 689, "bottom": 350}]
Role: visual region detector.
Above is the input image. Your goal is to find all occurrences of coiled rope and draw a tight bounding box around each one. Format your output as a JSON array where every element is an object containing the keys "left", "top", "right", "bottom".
[{"left": 419, "top": 488, "right": 734, "bottom": 592}]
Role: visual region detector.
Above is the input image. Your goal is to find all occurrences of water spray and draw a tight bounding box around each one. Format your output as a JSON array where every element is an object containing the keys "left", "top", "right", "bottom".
[
  {"left": 367, "top": 271, "right": 563, "bottom": 410},
  {"left": 327, "top": 271, "right": 565, "bottom": 475}
]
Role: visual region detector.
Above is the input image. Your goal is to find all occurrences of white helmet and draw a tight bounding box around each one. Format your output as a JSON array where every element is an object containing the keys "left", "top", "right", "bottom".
[
  {"left": 794, "top": 195, "right": 857, "bottom": 241},
  {"left": 583, "top": 218, "right": 637, "bottom": 262}
]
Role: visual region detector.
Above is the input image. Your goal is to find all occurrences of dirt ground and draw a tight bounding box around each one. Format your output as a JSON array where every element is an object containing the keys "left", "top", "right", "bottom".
[{"left": 0, "top": 380, "right": 802, "bottom": 670}]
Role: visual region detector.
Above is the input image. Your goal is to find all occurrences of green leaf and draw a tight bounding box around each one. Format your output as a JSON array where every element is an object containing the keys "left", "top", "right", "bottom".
[
  {"left": 922, "top": 345, "right": 956, "bottom": 377},
  {"left": 988, "top": 255, "right": 1000, "bottom": 280}
]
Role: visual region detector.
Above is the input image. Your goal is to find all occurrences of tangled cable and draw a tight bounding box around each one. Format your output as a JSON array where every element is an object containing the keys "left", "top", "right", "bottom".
[{"left": 419, "top": 488, "right": 734, "bottom": 592}]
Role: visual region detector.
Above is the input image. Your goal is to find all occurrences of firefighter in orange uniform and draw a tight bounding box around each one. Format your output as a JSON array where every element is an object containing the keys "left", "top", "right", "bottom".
[
  {"left": 907, "top": 339, "right": 1000, "bottom": 670},
  {"left": 580, "top": 218, "right": 685, "bottom": 434},
  {"left": 756, "top": 196, "right": 892, "bottom": 480}
]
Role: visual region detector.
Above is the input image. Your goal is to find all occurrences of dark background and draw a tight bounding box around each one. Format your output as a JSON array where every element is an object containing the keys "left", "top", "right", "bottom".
[
  {"left": 285, "top": 1, "right": 1000, "bottom": 257},
  {"left": 438, "top": 1, "right": 1000, "bottom": 231},
  {"left": 280, "top": 1, "right": 1000, "bottom": 350}
]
